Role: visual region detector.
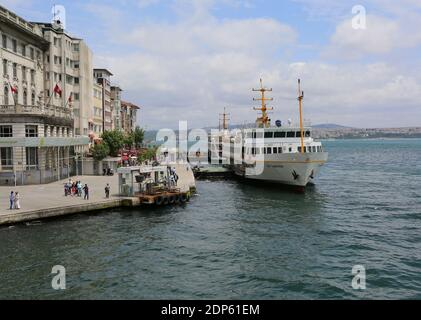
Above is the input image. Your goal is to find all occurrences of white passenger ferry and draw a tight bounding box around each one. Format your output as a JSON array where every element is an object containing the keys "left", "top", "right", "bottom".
[{"left": 231, "top": 79, "right": 328, "bottom": 188}]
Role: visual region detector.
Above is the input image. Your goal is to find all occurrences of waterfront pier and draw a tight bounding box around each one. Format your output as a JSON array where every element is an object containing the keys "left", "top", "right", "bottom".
[{"left": 0, "top": 164, "right": 196, "bottom": 226}]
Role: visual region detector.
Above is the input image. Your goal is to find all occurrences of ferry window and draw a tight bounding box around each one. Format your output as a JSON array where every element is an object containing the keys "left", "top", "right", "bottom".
[
  {"left": 246, "top": 132, "right": 253, "bottom": 138},
  {"left": 308, "top": 146, "right": 311, "bottom": 153},
  {"left": 304, "top": 147, "right": 307, "bottom": 153},
  {"left": 264, "top": 131, "right": 273, "bottom": 138},
  {"left": 296, "top": 131, "right": 302, "bottom": 138},
  {"left": 267, "top": 148, "right": 272, "bottom": 154},
  {"left": 278, "top": 147, "right": 283, "bottom": 154},
  {"left": 273, "top": 147, "right": 278, "bottom": 154},
  {"left": 313, "top": 146, "right": 316, "bottom": 153},
  {"left": 256, "top": 148, "right": 261, "bottom": 155},
  {"left": 256, "top": 132, "right": 264, "bottom": 139},
  {"left": 251, "top": 147, "right": 256, "bottom": 155},
  {"left": 289, "top": 147, "right": 292, "bottom": 152},
  {"left": 274, "top": 131, "right": 286, "bottom": 138},
  {"left": 252, "top": 132, "right": 256, "bottom": 139},
  {"left": 287, "top": 132, "right": 295, "bottom": 138},
  {"left": 306, "top": 131, "right": 311, "bottom": 137},
  {"left": 298, "top": 147, "right": 302, "bottom": 153}
]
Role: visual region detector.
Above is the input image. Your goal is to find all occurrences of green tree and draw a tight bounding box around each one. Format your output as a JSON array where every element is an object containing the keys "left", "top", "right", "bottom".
[
  {"left": 102, "top": 130, "right": 125, "bottom": 156},
  {"left": 124, "top": 132, "right": 135, "bottom": 148},
  {"left": 91, "top": 143, "right": 110, "bottom": 161},
  {"left": 133, "top": 126, "right": 145, "bottom": 148},
  {"left": 138, "top": 147, "right": 157, "bottom": 163}
]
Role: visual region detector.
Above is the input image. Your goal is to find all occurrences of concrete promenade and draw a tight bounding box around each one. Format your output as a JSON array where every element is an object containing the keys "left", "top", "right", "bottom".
[
  {"left": 0, "top": 175, "right": 128, "bottom": 226},
  {"left": 0, "top": 163, "right": 196, "bottom": 226}
]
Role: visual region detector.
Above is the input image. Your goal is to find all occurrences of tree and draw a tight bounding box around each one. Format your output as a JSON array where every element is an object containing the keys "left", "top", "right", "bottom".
[
  {"left": 133, "top": 126, "right": 145, "bottom": 148},
  {"left": 101, "top": 130, "right": 125, "bottom": 157},
  {"left": 124, "top": 132, "right": 135, "bottom": 148},
  {"left": 138, "top": 147, "right": 157, "bottom": 163},
  {"left": 91, "top": 143, "right": 110, "bottom": 161}
]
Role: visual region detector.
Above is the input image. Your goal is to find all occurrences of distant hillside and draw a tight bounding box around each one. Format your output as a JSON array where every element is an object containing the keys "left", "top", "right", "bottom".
[{"left": 312, "top": 123, "right": 353, "bottom": 129}]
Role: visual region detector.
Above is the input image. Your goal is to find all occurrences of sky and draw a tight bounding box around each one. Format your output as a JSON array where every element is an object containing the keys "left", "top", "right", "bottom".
[{"left": 2, "top": 0, "right": 421, "bottom": 129}]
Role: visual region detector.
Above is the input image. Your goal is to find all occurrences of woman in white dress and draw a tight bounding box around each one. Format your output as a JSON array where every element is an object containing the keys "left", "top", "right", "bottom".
[{"left": 14, "top": 192, "right": 21, "bottom": 210}]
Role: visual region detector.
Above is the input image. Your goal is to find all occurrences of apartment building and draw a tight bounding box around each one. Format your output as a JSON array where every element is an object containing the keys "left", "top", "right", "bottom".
[
  {"left": 0, "top": 5, "right": 89, "bottom": 185},
  {"left": 121, "top": 101, "right": 140, "bottom": 134},
  {"left": 93, "top": 69, "right": 113, "bottom": 132},
  {"left": 34, "top": 21, "right": 94, "bottom": 137},
  {"left": 91, "top": 82, "right": 103, "bottom": 137},
  {"left": 110, "top": 85, "right": 122, "bottom": 131}
]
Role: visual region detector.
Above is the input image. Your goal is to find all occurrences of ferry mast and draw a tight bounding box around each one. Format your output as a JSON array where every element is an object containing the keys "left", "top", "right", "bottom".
[
  {"left": 219, "top": 107, "right": 230, "bottom": 131},
  {"left": 253, "top": 79, "right": 274, "bottom": 128},
  {"left": 297, "top": 79, "right": 305, "bottom": 154}
]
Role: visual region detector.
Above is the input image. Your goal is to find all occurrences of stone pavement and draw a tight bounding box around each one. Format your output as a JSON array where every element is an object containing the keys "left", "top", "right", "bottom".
[{"left": 0, "top": 175, "right": 119, "bottom": 217}]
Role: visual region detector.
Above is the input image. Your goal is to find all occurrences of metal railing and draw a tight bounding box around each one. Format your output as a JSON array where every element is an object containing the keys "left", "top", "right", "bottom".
[{"left": 0, "top": 104, "right": 72, "bottom": 119}]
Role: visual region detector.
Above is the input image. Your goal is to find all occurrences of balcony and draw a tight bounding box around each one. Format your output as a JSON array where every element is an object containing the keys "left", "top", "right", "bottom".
[{"left": 0, "top": 104, "right": 73, "bottom": 126}]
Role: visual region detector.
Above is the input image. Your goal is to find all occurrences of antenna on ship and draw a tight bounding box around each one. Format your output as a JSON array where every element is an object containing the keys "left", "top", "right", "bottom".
[
  {"left": 253, "top": 78, "right": 274, "bottom": 128},
  {"left": 219, "top": 107, "right": 230, "bottom": 131},
  {"left": 298, "top": 79, "right": 305, "bottom": 154}
]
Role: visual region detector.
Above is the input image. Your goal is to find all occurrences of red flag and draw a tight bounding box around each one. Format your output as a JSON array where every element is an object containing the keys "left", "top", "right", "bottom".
[
  {"left": 9, "top": 82, "right": 18, "bottom": 94},
  {"left": 54, "top": 84, "right": 62, "bottom": 97},
  {"left": 68, "top": 92, "right": 73, "bottom": 103}
]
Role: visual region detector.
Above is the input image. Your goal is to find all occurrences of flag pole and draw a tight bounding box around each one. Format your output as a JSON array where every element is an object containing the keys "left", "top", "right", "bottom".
[{"left": 8, "top": 81, "right": 17, "bottom": 106}]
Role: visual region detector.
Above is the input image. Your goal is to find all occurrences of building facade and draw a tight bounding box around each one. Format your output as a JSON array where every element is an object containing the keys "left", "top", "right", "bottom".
[
  {"left": 91, "top": 82, "right": 103, "bottom": 137},
  {"left": 110, "top": 85, "right": 122, "bottom": 131},
  {"left": 121, "top": 100, "right": 140, "bottom": 134},
  {"left": 93, "top": 69, "right": 113, "bottom": 132},
  {"left": 34, "top": 21, "right": 94, "bottom": 137},
  {"left": 0, "top": 5, "right": 89, "bottom": 185}
]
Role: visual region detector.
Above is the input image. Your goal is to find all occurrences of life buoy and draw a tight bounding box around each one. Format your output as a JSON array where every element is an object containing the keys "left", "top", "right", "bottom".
[
  {"left": 163, "top": 196, "right": 169, "bottom": 205},
  {"left": 169, "top": 195, "right": 176, "bottom": 204},
  {"left": 155, "top": 196, "right": 164, "bottom": 206}
]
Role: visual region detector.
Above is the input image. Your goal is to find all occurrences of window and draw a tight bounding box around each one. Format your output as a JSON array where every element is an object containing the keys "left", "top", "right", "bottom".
[
  {"left": 2, "top": 59, "right": 7, "bottom": 75},
  {"left": 287, "top": 132, "right": 295, "bottom": 138},
  {"left": 74, "top": 77, "right": 79, "bottom": 85},
  {"left": 74, "top": 93, "right": 80, "bottom": 101},
  {"left": 4, "top": 86, "right": 9, "bottom": 105},
  {"left": 12, "top": 39, "right": 17, "bottom": 52},
  {"left": 267, "top": 147, "right": 272, "bottom": 154},
  {"left": 0, "top": 126, "right": 13, "bottom": 137},
  {"left": 25, "top": 125, "right": 38, "bottom": 137},
  {"left": 31, "top": 91, "right": 36, "bottom": 105},
  {"left": 66, "top": 75, "right": 73, "bottom": 84},
  {"left": 21, "top": 44, "right": 26, "bottom": 57},
  {"left": 296, "top": 131, "right": 302, "bottom": 138},
  {"left": 273, "top": 147, "right": 278, "bottom": 154},
  {"left": 313, "top": 146, "right": 316, "bottom": 153},
  {"left": 74, "top": 63, "right": 79, "bottom": 69},
  {"left": 22, "top": 66, "right": 26, "bottom": 81},
  {"left": 30, "top": 47, "right": 34, "bottom": 60},
  {"left": 12, "top": 63, "right": 17, "bottom": 78},
  {"left": 2, "top": 35, "right": 7, "bottom": 48},
  {"left": 30, "top": 70, "right": 35, "bottom": 83},
  {"left": 46, "top": 54, "right": 50, "bottom": 63},
  {"left": 289, "top": 147, "right": 292, "bottom": 152},
  {"left": 23, "top": 90, "right": 27, "bottom": 106},
  {"left": 26, "top": 147, "right": 38, "bottom": 169},
  {"left": 274, "top": 131, "right": 286, "bottom": 138},
  {"left": 305, "top": 131, "right": 311, "bottom": 137},
  {"left": 54, "top": 37, "right": 58, "bottom": 46},
  {"left": 0, "top": 147, "right": 13, "bottom": 170},
  {"left": 73, "top": 43, "right": 79, "bottom": 51},
  {"left": 264, "top": 131, "right": 273, "bottom": 139},
  {"left": 278, "top": 147, "right": 283, "bottom": 154}
]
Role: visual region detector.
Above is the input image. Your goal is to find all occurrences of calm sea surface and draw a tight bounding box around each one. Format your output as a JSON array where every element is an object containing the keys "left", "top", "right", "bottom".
[{"left": 0, "top": 139, "right": 420, "bottom": 299}]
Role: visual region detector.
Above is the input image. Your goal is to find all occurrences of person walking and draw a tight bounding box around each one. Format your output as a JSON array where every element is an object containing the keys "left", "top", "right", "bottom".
[
  {"left": 105, "top": 184, "right": 111, "bottom": 199},
  {"left": 9, "top": 191, "right": 14, "bottom": 210},
  {"left": 77, "top": 181, "right": 82, "bottom": 197},
  {"left": 14, "top": 192, "right": 21, "bottom": 210},
  {"left": 83, "top": 184, "right": 89, "bottom": 200}
]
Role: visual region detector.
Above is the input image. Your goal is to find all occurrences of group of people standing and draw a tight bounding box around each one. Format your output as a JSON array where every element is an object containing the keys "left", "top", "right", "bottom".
[
  {"left": 64, "top": 179, "right": 90, "bottom": 200},
  {"left": 9, "top": 191, "right": 21, "bottom": 210}
]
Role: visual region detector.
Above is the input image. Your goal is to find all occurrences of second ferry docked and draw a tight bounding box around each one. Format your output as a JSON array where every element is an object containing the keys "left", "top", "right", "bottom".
[{"left": 228, "top": 79, "right": 328, "bottom": 188}]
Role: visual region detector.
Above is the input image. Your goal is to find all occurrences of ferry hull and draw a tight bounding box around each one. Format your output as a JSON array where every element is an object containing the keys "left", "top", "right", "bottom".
[{"left": 234, "top": 152, "right": 328, "bottom": 187}]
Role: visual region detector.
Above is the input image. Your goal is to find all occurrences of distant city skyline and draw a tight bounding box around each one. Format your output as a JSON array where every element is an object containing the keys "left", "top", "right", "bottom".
[{"left": 5, "top": 0, "right": 421, "bottom": 129}]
